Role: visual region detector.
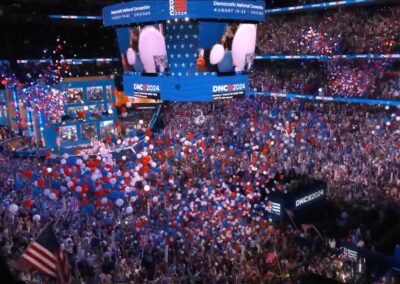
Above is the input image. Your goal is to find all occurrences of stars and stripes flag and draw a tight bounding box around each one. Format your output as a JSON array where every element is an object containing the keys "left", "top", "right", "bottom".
[
  {"left": 174, "top": 0, "right": 187, "bottom": 12},
  {"left": 20, "top": 222, "right": 71, "bottom": 284}
]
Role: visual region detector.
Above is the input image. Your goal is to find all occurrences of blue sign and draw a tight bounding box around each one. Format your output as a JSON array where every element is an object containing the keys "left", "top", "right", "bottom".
[
  {"left": 124, "top": 73, "right": 249, "bottom": 102},
  {"left": 103, "top": 0, "right": 265, "bottom": 27},
  {"left": 265, "top": 0, "right": 375, "bottom": 14}
]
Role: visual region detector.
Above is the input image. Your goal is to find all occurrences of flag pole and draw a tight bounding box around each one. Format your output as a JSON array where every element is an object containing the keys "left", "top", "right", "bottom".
[{"left": 273, "top": 233, "right": 284, "bottom": 280}]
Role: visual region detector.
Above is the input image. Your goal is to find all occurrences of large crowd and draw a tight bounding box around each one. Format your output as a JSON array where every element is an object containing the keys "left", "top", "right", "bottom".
[
  {"left": 0, "top": 96, "right": 398, "bottom": 283},
  {"left": 250, "top": 61, "right": 400, "bottom": 99},
  {"left": 258, "top": 6, "right": 400, "bottom": 55}
]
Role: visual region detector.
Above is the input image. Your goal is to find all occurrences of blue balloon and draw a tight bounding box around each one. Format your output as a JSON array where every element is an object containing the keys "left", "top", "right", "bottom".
[
  {"left": 32, "top": 187, "right": 40, "bottom": 197},
  {"left": 67, "top": 156, "right": 77, "bottom": 165},
  {"left": 83, "top": 204, "right": 94, "bottom": 213},
  {"left": 15, "top": 180, "right": 23, "bottom": 188}
]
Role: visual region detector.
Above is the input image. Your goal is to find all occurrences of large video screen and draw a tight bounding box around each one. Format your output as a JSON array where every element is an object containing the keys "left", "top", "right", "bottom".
[
  {"left": 197, "top": 23, "right": 257, "bottom": 73},
  {"left": 87, "top": 86, "right": 104, "bottom": 102},
  {"left": 67, "top": 106, "right": 86, "bottom": 122},
  {"left": 81, "top": 123, "right": 97, "bottom": 140},
  {"left": 88, "top": 105, "right": 105, "bottom": 120},
  {"left": 66, "top": 88, "right": 84, "bottom": 104},
  {"left": 100, "top": 120, "right": 115, "bottom": 136},
  {"left": 105, "top": 85, "right": 113, "bottom": 101},
  {"left": 59, "top": 125, "right": 78, "bottom": 142},
  {"left": 116, "top": 24, "right": 168, "bottom": 74}
]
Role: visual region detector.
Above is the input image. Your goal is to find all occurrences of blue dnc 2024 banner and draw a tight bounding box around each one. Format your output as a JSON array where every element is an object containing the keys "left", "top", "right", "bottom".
[
  {"left": 123, "top": 73, "right": 249, "bottom": 102},
  {"left": 103, "top": 0, "right": 265, "bottom": 27}
]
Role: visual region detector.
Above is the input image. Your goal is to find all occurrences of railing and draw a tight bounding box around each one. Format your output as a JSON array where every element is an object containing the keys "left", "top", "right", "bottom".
[
  {"left": 255, "top": 54, "right": 400, "bottom": 60},
  {"left": 266, "top": 0, "right": 378, "bottom": 14},
  {"left": 250, "top": 91, "right": 400, "bottom": 106}
]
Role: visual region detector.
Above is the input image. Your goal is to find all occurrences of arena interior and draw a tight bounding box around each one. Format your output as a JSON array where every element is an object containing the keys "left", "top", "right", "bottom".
[{"left": 0, "top": 0, "right": 399, "bottom": 283}]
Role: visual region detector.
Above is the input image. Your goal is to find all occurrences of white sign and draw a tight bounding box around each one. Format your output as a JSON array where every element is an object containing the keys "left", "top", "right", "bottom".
[
  {"left": 212, "top": 83, "right": 246, "bottom": 93},
  {"left": 295, "top": 189, "right": 324, "bottom": 207},
  {"left": 134, "top": 83, "right": 160, "bottom": 92}
]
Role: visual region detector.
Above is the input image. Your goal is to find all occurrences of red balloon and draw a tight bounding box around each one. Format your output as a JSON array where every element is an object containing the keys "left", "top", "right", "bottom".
[
  {"left": 95, "top": 199, "right": 102, "bottom": 207},
  {"left": 22, "top": 171, "right": 33, "bottom": 179},
  {"left": 37, "top": 179, "right": 45, "bottom": 187},
  {"left": 23, "top": 200, "right": 33, "bottom": 208},
  {"left": 136, "top": 219, "right": 143, "bottom": 228},
  {"left": 44, "top": 150, "right": 52, "bottom": 158}
]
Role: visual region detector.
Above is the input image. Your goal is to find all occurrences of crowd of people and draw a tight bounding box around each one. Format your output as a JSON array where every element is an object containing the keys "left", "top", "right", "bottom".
[
  {"left": 0, "top": 96, "right": 398, "bottom": 283},
  {"left": 257, "top": 6, "right": 400, "bottom": 55},
  {"left": 250, "top": 61, "right": 400, "bottom": 99},
  {"left": 0, "top": 126, "right": 14, "bottom": 142}
]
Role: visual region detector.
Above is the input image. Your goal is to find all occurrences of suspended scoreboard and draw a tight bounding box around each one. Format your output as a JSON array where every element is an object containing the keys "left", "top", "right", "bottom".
[{"left": 103, "top": 0, "right": 265, "bottom": 102}]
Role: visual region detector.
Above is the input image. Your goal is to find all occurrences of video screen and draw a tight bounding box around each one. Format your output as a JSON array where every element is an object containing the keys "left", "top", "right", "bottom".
[
  {"left": 88, "top": 105, "right": 105, "bottom": 120},
  {"left": 66, "top": 88, "right": 84, "bottom": 104},
  {"left": 87, "top": 86, "right": 104, "bottom": 102},
  {"left": 106, "top": 104, "right": 114, "bottom": 116},
  {"left": 116, "top": 24, "right": 167, "bottom": 74},
  {"left": 67, "top": 106, "right": 86, "bottom": 122},
  {"left": 59, "top": 125, "right": 78, "bottom": 142},
  {"left": 100, "top": 120, "right": 115, "bottom": 136},
  {"left": 197, "top": 23, "right": 257, "bottom": 73},
  {"left": 106, "top": 85, "right": 113, "bottom": 101},
  {"left": 81, "top": 123, "right": 97, "bottom": 140}
]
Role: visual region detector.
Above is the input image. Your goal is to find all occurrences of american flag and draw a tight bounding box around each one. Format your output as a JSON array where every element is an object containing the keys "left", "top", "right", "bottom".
[
  {"left": 21, "top": 222, "right": 71, "bottom": 284},
  {"left": 174, "top": 0, "right": 187, "bottom": 12}
]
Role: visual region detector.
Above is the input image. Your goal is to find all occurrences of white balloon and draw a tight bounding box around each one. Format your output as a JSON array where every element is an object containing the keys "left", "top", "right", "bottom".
[
  {"left": 116, "top": 198, "right": 124, "bottom": 207},
  {"left": 232, "top": 24, "right": 257, "bottom": 71},
  {"left": 61, "top": 159, "right": 66, "bottom": 165},
  {"left": 126, "top": 48, "right": 136, "bottom": 65},
  {"left": 101, "top": 197, "right": 108, "bottom": 204},
  {"left": 138, "top": 26, "right": 167, "bottom": 73},
  {"left": 126, "top": 206, "right": 133, "bottom": 214},
  {"left": 130, "top": 196, "right": 137, "bottom": 203},
  {"left": 8, "top": 204, "right": 18, "bottom": 213},
  {"left": 144, "top": 185, "right": 150, "bottom": 192},
  {"left": 33, "top": 214, "right": 41, "bottom": 222},
  {"left": 210, "top": 44, "right": 225, "bottom": 65},
  {"left": 126, "top": 102, "right": 132, "bottom": 108}
]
